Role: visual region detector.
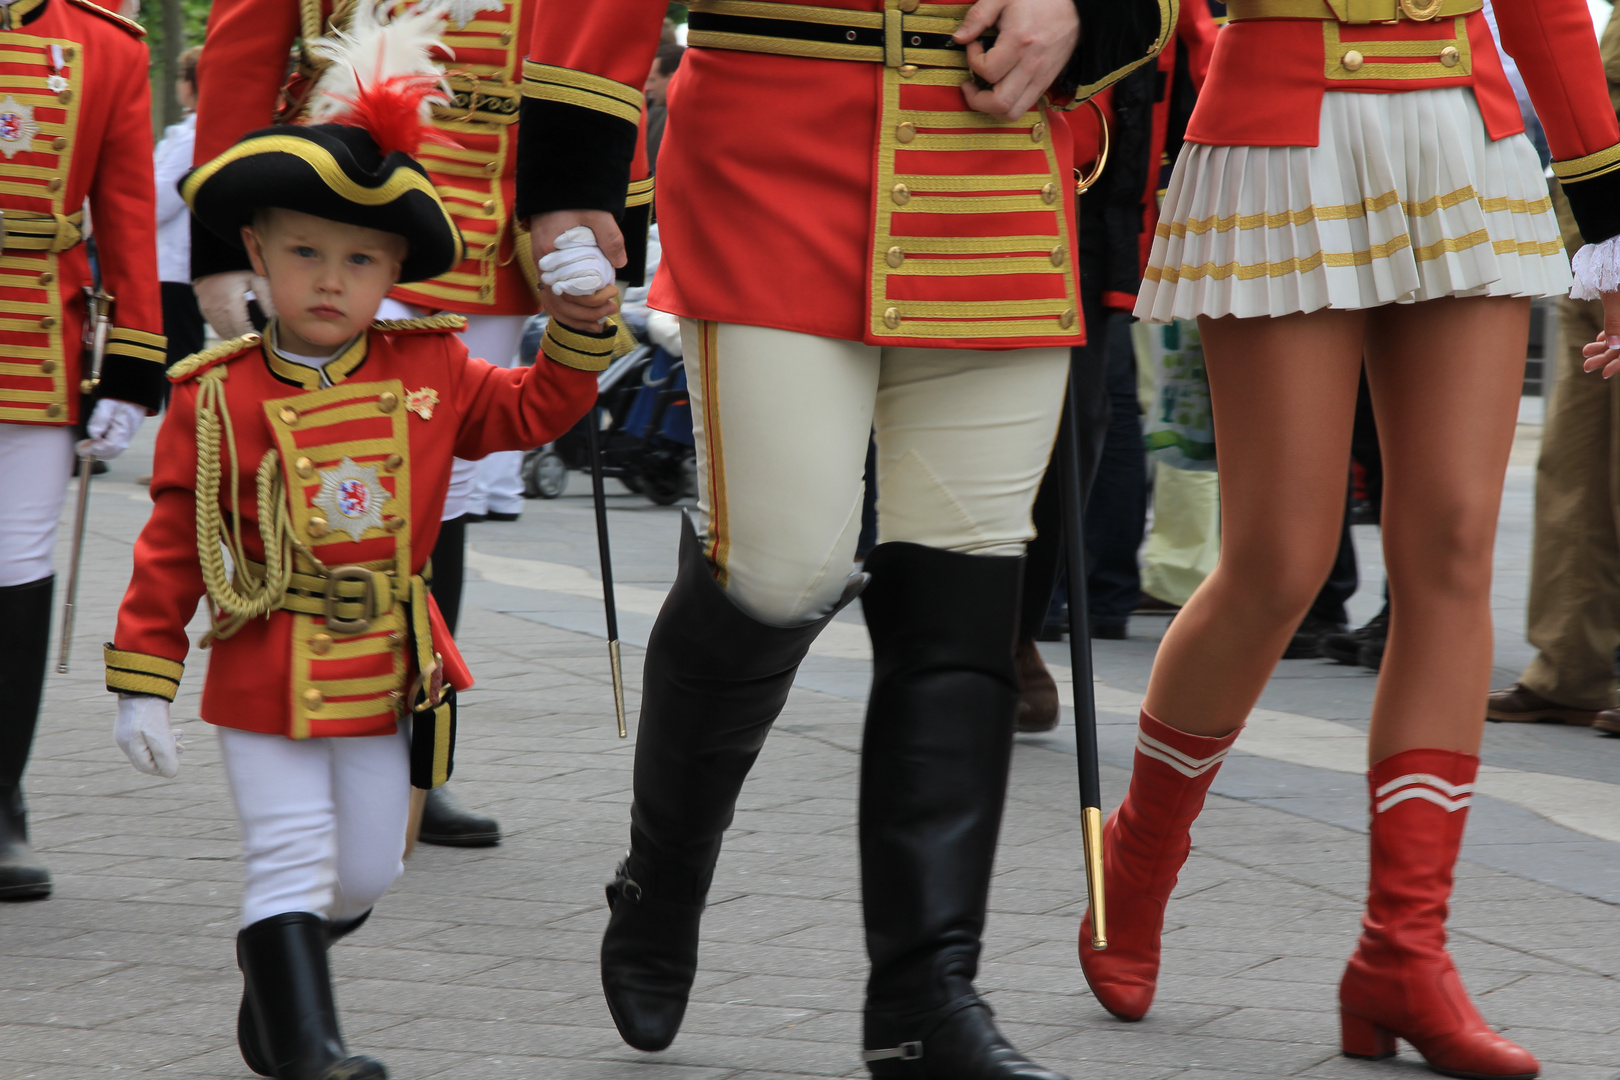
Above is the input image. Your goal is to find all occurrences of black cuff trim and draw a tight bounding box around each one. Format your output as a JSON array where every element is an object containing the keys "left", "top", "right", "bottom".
[
  {"left": 620, "top": 199, "right": 651, "bottom": 289},
  {"left": 94, "top": 352, "right": 167, "bottom": 413},
  {"left": 1562, "top": 168, "right": 1620, "bottom": 246},
  {"left": 515, "top": 98, "right": 638, "bottom": 222},
  {"left": 1058, "top": 0, "right": 1173, "bottom": 101}
]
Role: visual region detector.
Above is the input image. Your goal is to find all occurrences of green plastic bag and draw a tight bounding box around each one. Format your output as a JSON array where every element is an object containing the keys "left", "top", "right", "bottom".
[{"left": 1144, "top": 319, "right": 1215, "bottom": 472}]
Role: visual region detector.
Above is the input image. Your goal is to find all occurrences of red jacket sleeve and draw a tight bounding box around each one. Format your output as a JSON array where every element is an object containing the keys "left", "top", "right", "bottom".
[
  {"left": 450, "top": 336, "right": 598, "bottom": 460},
  {"left": 189, "top": 0, "right": 304, "bottom": 278},
  {"left": 88, "top": 35, "right": 168, "bottom": 412},
  {"left": 514, "top": 0, "right": 663, "bottom": 226},
  {"left": 107, "top": 382, "right": 210, "bottom": 700},
  {"left": 1495, "top": 0, "right": 1620, "bottom": 244}
]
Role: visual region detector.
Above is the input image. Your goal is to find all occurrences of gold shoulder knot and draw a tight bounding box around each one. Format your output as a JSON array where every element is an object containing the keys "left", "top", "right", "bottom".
[
  {"left": 65, "top": 0, "right": 148, "bottom": 36},
  {"left": 168, "top": 332, "right": 262, "bottom": 383},
  {"left": 372, "top": 313, "right": 469, "bottom": 334}
]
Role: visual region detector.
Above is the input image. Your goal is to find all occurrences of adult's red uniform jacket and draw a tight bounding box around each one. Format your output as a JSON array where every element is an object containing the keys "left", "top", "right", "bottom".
[
  {"left": 187, "top": 0, "right": 653, "bottom": 315},
  {"left": 105, "top": 317, "right": 595, "bottom": 779},
  {"left": 0, "top": 0, "right": 166, "bottom": 424},
  {"left": 1194, "top": 0, "right": 1620, "bottom": 245},
  {"left": 516, "top": 0, "right": 1179, "bottom": 351}
]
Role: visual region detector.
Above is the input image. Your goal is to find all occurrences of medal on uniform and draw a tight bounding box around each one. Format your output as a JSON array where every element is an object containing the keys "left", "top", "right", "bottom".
[
  {"left": 404, "top": 387, "right": 438, "bottom": 420},
  {"left": 312, "top": 457, "right": 391, "bottom": 542},
  {"left": 0, "top": 96, "right": 38, "bottom": 160},
  {"left": 45, "top": 45, "right": 67, "bottom": 94}
]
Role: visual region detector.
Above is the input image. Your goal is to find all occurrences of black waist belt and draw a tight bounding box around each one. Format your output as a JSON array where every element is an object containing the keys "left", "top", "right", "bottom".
[{"left": 686, "top": 1, "right": 977, "bottom": 69}]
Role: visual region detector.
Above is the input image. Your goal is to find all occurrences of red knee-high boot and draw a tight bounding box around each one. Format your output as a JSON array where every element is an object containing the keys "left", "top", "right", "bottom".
[
  {"left": 1079, "top": 710, "right": 1240, "bottom": 1021},
  {"left": 1339, "top": 749, "right": 1538, "bottom": 1079}
]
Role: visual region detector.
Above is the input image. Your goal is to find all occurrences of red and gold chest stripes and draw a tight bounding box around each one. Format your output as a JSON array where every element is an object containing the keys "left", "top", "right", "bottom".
[
  {"left": 0, "top": 12, "right": 83, "bottom": 422},
  {"left": 384, "top": 0, "right": 540, "bottom": 314},
  {"left": 871, "top": 61, "right": 1079, "bottom": 343},
  {"left": 265, "top": 373, "right": 416, "bottom": 738}
]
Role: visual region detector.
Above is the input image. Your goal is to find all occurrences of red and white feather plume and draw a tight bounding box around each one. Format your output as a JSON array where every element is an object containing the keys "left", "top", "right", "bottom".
[{"left": 303, "top": 0, "right": 455, "bottom": 157}]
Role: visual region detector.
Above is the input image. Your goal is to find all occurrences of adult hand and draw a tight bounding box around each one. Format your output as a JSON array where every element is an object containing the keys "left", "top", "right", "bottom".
[
  {"left": 114, "top": 694, "right": 182, "bottom": 778},
  {"left": 193, "top": 271, "right": 256, "bottom": 339},
  {"left": 78, "top": 398, "right": 146, "bottom": 460},
  {"left": 529, "top": 210, "right": 625, "bottom": 331},
  {"left": 956, "top": 0, "right": 1081, "bottom": 121}
]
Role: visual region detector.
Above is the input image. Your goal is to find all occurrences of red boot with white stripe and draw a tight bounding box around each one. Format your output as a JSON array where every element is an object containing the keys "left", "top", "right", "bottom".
[
  {"left": 1339, "top": 749, "right": 1538, "bottom": 1078},
  {"left": 1079, "top": 711, "right": 1240, "bottom": 1021}
]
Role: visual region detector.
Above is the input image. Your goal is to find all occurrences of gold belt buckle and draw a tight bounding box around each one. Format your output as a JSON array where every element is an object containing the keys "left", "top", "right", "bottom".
[
  {"left": 1398, "top": 0, "right": 1444, "bottom": 19},
  {"left": 323, "top": 565, "right": 376, "bottom": 634}
]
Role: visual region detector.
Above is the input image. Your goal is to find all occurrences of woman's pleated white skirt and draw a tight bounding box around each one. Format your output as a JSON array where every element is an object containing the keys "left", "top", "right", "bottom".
[{"left": 1135, "top": 88, "right": 1569, "bottom": 323}]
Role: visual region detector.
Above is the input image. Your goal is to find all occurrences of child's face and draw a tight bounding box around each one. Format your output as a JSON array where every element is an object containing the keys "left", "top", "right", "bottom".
[{"left": 242, "top": 209, "right": 407, "bottom": 355}]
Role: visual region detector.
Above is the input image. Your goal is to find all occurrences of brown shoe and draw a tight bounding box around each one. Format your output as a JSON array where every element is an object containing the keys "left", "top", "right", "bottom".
[
  {"left": 1015, "top": 638, "right": 1059, "bottom": 733},
  {"left": 1486, "top": 683, "right": 1601, "bottom": 726},
  {"left": 1593, "top": 709, "right": 1620, "bottom": 736}
]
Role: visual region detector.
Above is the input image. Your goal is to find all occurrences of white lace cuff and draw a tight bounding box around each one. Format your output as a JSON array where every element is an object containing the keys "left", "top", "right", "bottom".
[{"left": 1570, "top": 235, "right": 1620, "bottom": 300}]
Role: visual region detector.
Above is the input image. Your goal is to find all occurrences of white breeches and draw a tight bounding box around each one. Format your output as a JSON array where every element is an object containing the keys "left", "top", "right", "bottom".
[
  {"left": 0, "top": 424, "right": 74, "bottom": 587},
  {"left": 218, "top": 723, "right": 412, "bottom": 928},
  {"left": 462, "top": 314, "right": 530, "bottom": 516},
  {"left": 683, "top": 321, "right": 1070, "bottom": 625}
]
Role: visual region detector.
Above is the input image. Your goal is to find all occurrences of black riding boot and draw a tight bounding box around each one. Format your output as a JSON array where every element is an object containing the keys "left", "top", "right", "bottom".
[
  {"left": 417, "top": 786, "right": 502, "bottom": 847},
  {"left": 0, "top": 576, "right": 55, "bottom": 901},
  {"left": 602, "top": 513, "right": 864, "bottom": 1052},
  {"left": 239, "top": 909, "right": 375, "bottom": 1076},
  {"left": 237, "top": 912, "right": 387, "bottom": 1080},
  {"left": 859, "top": 544, "right": 1068, "bottom": 1080}
]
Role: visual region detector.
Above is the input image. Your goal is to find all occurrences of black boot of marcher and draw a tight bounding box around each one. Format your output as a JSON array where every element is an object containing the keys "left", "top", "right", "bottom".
[
  {"left": 859, "top": 544, "right": 1069, "bottom": 1080},
  {"left": 602, "top": 514, "right": 863, "bottom": 1052},
  {"left": 239, "top": 909, "right": 375, "bottom": 1076},
  {"left": 237, "top": 912, "right": 387, "bottom": 1080},
  {"left": 416, "top": 786, "right": 502, "bottom": 847},
  {"left": 0, "top": 576, "right": 55, "bottom": 901}
]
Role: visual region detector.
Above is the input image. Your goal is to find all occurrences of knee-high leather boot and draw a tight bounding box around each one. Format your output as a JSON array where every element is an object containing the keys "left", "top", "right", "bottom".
[
  {"left": 1078, "top": 710, "right": 1239, "bottom": 1020},
  {"left": 1339, "top": 749, "right": 1538, "bottom": 1078},
  {"left": 859, "top": 543, "right": 1064, "bottom": 1080},
  {"left": 0, "top": 576, "right": 55, "bottom": 901},
  {"left": 602, "top": 514, "right": 864, "bottom": 1052},
  {"left": 237, "top": 912, "right": 387, "bottom": 1080},
  {"left": 240, "top": 909, "right": 375, "bottom": 1076}
]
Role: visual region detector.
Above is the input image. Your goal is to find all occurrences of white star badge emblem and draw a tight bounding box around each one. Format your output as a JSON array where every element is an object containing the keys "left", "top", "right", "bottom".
[
  {"left": 0, "top": 97, "right": 39, "bottom": 160},
  {"left": 439, "top": 0, "right": 504, "bottom": 28},
  {"left": 312, "top": 457, "right": 391, "bottom": 542}
]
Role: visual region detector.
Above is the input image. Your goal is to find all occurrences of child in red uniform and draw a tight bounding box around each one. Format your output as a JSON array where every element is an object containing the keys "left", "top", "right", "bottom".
[{"left": 102, "top": 16, "right": 601, "bottom": 1080}]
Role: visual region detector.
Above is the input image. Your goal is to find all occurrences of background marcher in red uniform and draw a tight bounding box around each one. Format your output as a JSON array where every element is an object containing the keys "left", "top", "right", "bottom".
[
  {"left": 0, "top": 0, "right": 168, "bottom": 901},
  {"left": 516, "top": 0, "right": 1171, "bottom": 1074},
  {"left": 185, "top": 0, "right": 620, "bottom": 846},
  {"left": 1081, "top": 2, "right": 1620, "bottom": 1074}
]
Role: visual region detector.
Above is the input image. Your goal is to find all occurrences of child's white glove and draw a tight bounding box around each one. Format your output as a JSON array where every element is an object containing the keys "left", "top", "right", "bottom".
[
  {"left": 78, "top": 399, "right": 146, "bottom": 460},
  {"left": 539, "top": 226, "right": 617, "bottom": 297},
  {"left": 115, "top": 694, "right": 182, "bottom": 778}
]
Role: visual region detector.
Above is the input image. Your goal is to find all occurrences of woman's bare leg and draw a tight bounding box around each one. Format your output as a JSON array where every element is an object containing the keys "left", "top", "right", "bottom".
[
  {"left": 1362, "top": 296, "right": 1530, "bottom": 760},
  {"left": 1142, "top": 309, "right": 1367, "bottom": 736}
]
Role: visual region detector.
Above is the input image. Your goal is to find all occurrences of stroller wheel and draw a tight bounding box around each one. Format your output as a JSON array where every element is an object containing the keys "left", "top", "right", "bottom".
[{"left": 523, "top": 448, "right": 568, "bottom": 499}]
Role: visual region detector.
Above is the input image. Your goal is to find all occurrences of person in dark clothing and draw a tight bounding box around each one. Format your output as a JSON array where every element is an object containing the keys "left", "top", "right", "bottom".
[{"left": 644, "top": 43, "right": 684, "bottom": 175}]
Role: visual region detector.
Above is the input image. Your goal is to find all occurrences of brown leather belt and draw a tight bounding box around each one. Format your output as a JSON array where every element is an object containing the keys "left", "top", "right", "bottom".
[
  {"left": 1226, "top": 0, "right": 1481, "bottom": 22},
  {"left": 0, "top": 210, "right": 84, "bottom": 254}
]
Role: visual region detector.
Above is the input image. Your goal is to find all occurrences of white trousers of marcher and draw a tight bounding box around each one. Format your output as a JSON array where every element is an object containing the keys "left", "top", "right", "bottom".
[
  {"left": 462, "top": 314, "right": 530, "bottom": 517},
  {"left": 0, "top": 424, "right": 75, "bottom": 587},
  {"left": 683, "top": 321, "right": 1071, "bottom": 625},
  {"left": 218, "top": 723, "right": 412, "bottom": 928}
]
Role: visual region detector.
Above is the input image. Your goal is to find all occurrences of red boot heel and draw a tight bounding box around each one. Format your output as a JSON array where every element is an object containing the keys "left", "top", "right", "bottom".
[
  {"left": 1338, "top": 749, "right": 1540, "bottom": 1080},
  {"left": 1340, "top": 1011, "right": 1396, "bottom": 1060}
]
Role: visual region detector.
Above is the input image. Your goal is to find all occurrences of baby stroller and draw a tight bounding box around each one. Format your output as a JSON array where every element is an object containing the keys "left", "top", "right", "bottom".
[{"left": 522, "top": 341, "right": 696, "bottom": 505}]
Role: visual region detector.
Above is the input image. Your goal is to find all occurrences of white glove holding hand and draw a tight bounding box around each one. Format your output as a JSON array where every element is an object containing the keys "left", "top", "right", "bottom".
[
  {"left": 539, "top": 226, "right": 617, "bottom": 297},
  {"left": 115, "top": 694, "right": 182, "bottom": 778},
  {"left": 194, "top": 271, "right": 276, "bottom": 339},
  {"left": 77, "top": 398, "right": 146, "bottom": 460}
]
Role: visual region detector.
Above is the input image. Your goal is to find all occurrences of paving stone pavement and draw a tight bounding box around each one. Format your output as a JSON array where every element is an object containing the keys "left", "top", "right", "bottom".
[{"left": 3, "top": 424, "right": 1619, "bottom": 1080}]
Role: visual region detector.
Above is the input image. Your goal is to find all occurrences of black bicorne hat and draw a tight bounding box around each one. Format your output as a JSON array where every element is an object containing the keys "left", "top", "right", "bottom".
[{"left": 180, "top": 122, "right": 463, "bottom": 284}]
